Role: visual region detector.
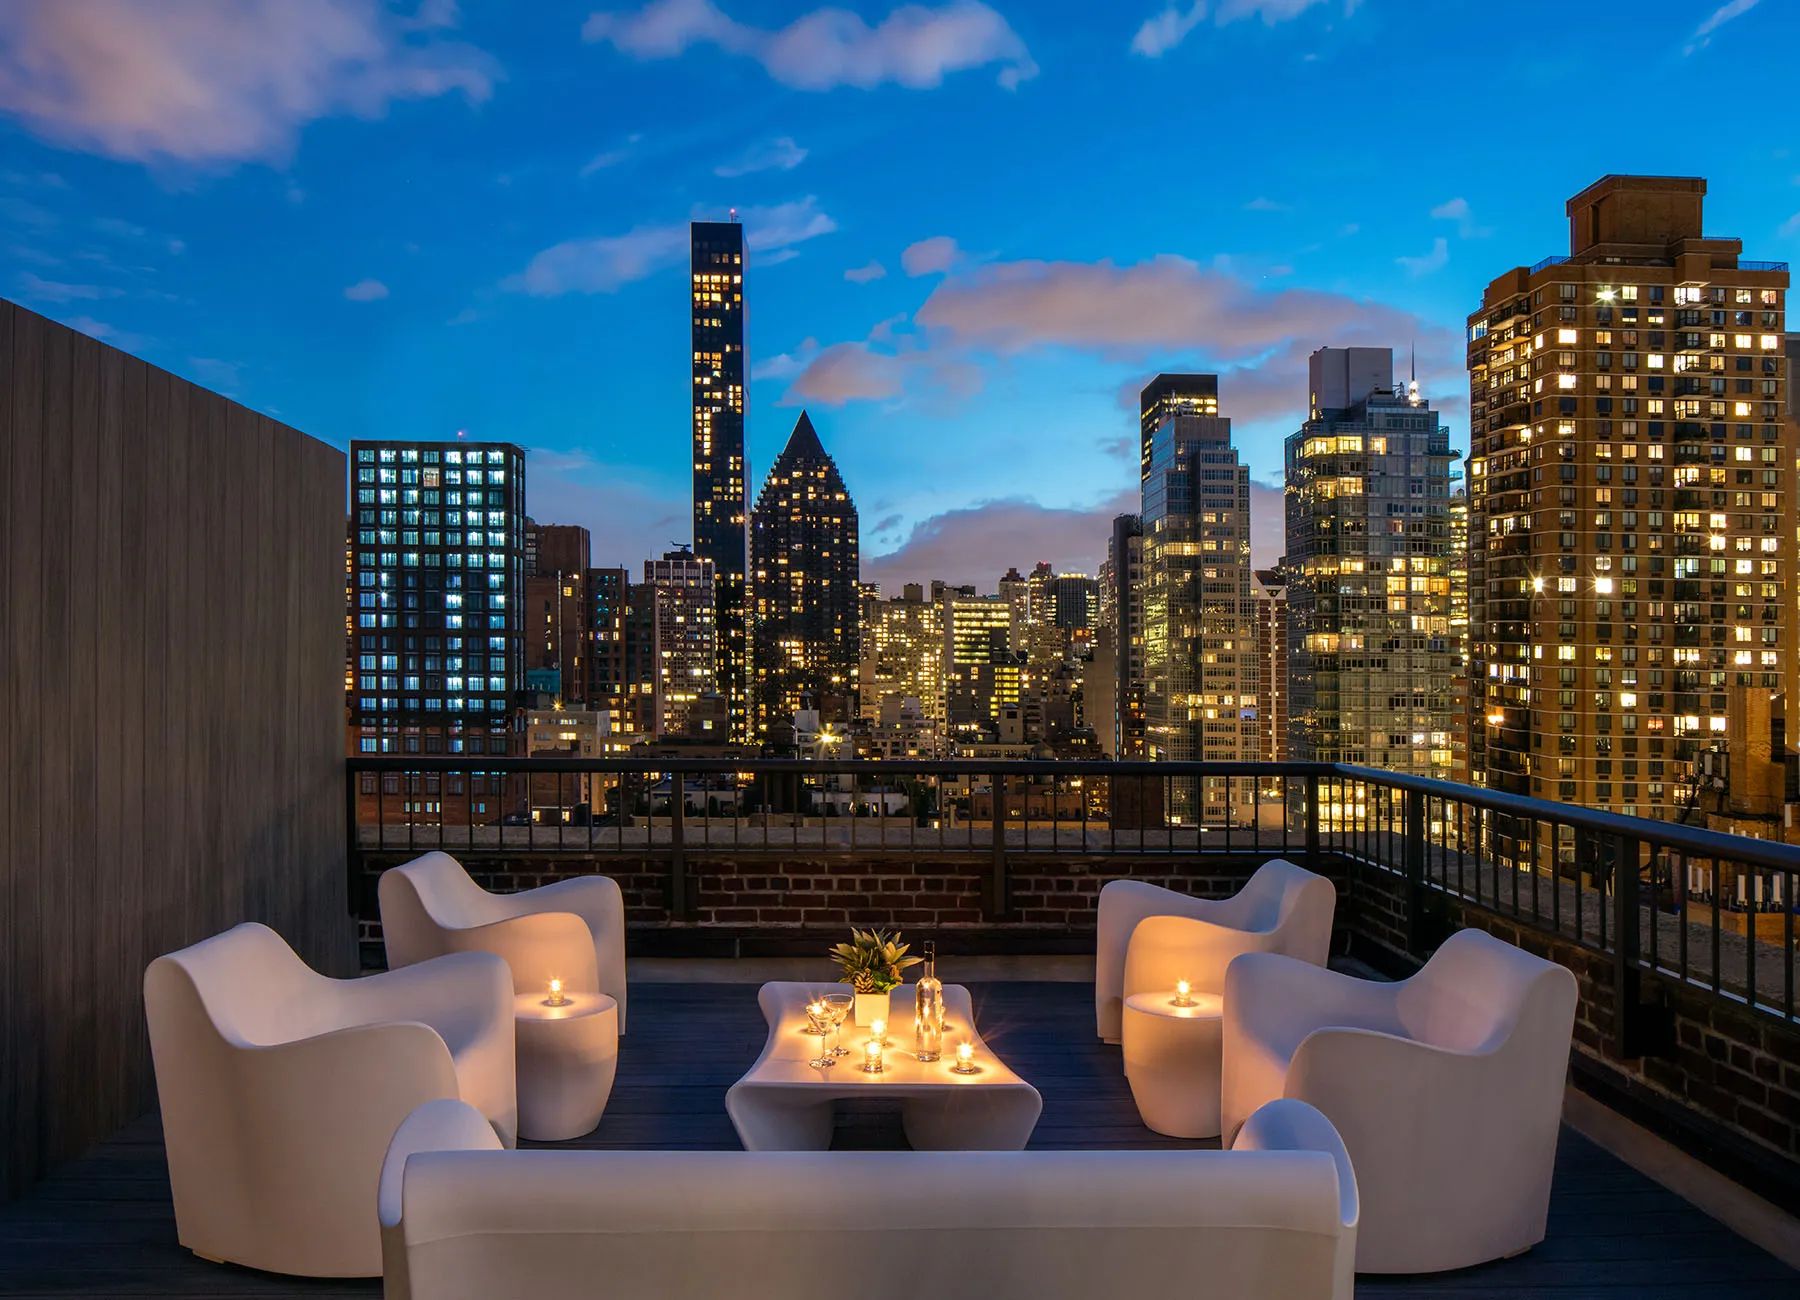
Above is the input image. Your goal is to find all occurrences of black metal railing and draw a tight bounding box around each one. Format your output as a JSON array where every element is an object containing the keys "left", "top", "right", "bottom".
[{"left": 345, "top": 756, "right": 1800, "bottom": 1037}]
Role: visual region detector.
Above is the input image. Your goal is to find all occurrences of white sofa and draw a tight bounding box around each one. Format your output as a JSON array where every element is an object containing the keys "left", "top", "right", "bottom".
[
  {"left": 1096, "top": 859, "right": 1336, "bottom": 1042},
  {"left": 378, "top": 1097, "right": 1359, "bottom": 1300},
  {"left": 379, "top": 851, "right": 627, "bottom": 1030},
  {"left": 1222, "top": 927, "right": 1579, "bottom": 1273},
  {"left": 143, "top": 922, "right": 516, "bottom": 1278}
]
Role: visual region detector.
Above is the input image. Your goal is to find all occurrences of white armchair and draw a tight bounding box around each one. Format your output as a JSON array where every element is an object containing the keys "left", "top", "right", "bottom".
[
  {"left": 1096, "top": 859, "right": 1335, "bottom": 1042},
  {"left": 143, "top": 922, "right": 516, "bottom": 1278},
  {"left": 1222, "top": 927, "right": 1579, "bottom": 1273},
  {"left": 379, "top": 851, "right": 627, "bottom": 1030}
]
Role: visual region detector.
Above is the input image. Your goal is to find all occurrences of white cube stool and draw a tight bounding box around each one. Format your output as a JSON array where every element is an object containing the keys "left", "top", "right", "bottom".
[
  {"left": 514, "top": 991, "right": 619, "bottom": 1142},
  {"left": 1122, "top": 990, "right": 1224, "bottom": 1139}
]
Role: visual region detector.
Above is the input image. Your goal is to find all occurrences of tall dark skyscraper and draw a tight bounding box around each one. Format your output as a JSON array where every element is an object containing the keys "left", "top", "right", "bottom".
[
  {"left": 690, "top": 220, "right": 749, "bottom": 741},
  {"left": 749, "top": 412, "right": 861, "bottom": 737}
]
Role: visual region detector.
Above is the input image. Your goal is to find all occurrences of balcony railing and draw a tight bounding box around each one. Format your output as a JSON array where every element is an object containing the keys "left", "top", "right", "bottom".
[{"left": 347, "top": 757, "right": 1800, "bottom": 1040}]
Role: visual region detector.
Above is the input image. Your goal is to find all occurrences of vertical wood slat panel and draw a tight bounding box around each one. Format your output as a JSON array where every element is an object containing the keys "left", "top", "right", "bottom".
[
  {"left": 0, "top": 300, "right": 17, "bottom": 1195},
  {"left": 0, "top": 303, "right": 352, "bottom": 1197}
]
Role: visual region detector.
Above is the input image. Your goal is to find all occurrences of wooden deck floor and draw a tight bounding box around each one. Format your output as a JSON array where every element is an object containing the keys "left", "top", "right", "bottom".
[{"left": 1, "top": 981, "right": 1794, "bottom": 1297}]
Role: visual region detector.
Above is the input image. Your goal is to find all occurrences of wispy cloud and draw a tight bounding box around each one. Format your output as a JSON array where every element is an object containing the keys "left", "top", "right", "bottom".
[
  {"left": 1397, "top": 237, "right": 1448, "bottom": 276},
  {"left": 0, "top": 0, "right": 499, "bottom": 165},
  {"left": 505, "top": 196, "right": 838, "bottom": 297},
  {"left": 343, "top": 277, "right": 389, "bottom": 301},
  {"left": 583, "top": 0, "right": 1037, "bottom": 90},
  {"left": 714, "top": 135, "right": 807, "bottom": 177},
  {"left": 1430, "top": 196, "right": 1492, "bottom": 239},
  {"left": 1779, "top": 212, "right": 1800, "bottom": 239},
  {"left": 1243, "top": 196, "right": 1290, "bottom": 212},
  {"left": 1686, "top": 0, "right": 1762, "bottom": 54},
  {"left": 845, "top": 260, "right": 886, "bottom": 283},
  {"left": 1131, "top": 0, "right": 1357, "bottom": 58},
  {"left": 16, "top": 270, "right": 118, "bottom": 302}
]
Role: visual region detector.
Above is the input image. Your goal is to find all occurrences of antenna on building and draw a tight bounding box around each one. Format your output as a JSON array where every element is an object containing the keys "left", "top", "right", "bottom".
[
  {"left": 728, "top": 207, "right": 739, "bottom": 222},
  {"left": 1407, "top": 344, "right": 1422, "bottom": 407}
]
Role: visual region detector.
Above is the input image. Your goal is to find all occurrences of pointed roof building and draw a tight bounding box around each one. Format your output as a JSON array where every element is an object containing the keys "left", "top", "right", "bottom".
[{"left": 749, "top": 412, "right": 861, "bottom": 739}]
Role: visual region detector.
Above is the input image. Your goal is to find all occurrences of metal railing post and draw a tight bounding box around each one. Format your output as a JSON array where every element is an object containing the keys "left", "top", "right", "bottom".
[
  {"left": 344, "top": 762, "right": 362, "bottom": 918},
  {"left": 669, "top": 771, "right": 691, "bottom": 921},
  {"left": 1304, "top": 774, "right": 1320, "bottom": 872},
  {"left": 1404, "top": 787, "right": 1426, "bottom": 954},
  {"left": 988, "top": 771, "right": 1008, "bottom": 921},
  {"left": 1613, "top": 833, "right": 1642, "bottom": 1057}
]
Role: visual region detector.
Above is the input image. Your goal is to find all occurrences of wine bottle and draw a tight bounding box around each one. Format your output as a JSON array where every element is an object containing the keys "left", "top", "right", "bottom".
[{"left": 914, "top": 940, "right": 944, "bottom": 1061}]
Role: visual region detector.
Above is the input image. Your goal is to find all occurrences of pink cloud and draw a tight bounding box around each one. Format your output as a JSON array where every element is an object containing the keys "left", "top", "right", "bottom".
[
  {"left": 901, "top": 234, "right": 958, "bottom": 276},
  {"left": 0, "top": 0, "right": 497, "bottom": 165},
  {"left": 584, "top": 0, "right": 1037, "bottom": 90}
]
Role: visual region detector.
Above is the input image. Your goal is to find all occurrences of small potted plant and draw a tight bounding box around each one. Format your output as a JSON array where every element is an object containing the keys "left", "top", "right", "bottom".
[{"left": 830, "top": 927, "right": 923, "bottom": 1025}]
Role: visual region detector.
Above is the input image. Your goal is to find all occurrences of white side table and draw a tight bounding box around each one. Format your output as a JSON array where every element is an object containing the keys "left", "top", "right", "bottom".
[
  {"left": 1122, "top": 990, "right": 1224, "bottom": 1139},
  {"left": 514, "top": 991, "right": 619, "bottom": 1142}
]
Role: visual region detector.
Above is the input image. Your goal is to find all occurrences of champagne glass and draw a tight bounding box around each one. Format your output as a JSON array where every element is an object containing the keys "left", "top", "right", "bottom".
[
  {"left": 808, "top": 993, "right": 839, "bottom": 1069},
  {"left": 823, "top": 993, "right": 853, "bottom": 1058}
]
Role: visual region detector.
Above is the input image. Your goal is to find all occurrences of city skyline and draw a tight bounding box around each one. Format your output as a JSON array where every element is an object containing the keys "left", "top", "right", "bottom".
[{"left": 4, "top": 1, "right": 1799, "bottom": 591}]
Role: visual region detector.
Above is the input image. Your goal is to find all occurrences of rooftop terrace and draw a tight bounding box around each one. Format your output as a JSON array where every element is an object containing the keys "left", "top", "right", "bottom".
[{"left": 5, "top": 975, "right": 1796, "bottom": 1298}]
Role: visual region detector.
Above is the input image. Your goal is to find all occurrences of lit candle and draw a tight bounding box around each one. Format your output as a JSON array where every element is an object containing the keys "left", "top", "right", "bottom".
[
  {"left": 951, "top": 1041, "right": 978, "bottom": 1074},
  {"left": 804, "top": 999, "right": 826, "bottom": 1035},
  {"left": 546, "top": 977, "right": 568, "bottom": 1007},
  {"left": 862, "top": 1038, "right": 884, "bottom": 1073},
  {"left": 1173, "top": 979, "right": 1194, "bottom": 1008},
  {"left": 870, "top": 1017, "right": 888, "bottom": 1045}
]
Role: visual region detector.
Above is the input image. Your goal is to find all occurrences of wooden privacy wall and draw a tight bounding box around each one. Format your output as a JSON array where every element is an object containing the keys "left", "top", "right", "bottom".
[{"left": 0, "top": 301, "right": 355, "bottom": 1196}]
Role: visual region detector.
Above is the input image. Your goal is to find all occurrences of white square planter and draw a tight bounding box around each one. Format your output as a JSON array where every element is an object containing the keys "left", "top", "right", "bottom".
[{"left": 853, "top": 990, "right": 890, "bottom": 1026}]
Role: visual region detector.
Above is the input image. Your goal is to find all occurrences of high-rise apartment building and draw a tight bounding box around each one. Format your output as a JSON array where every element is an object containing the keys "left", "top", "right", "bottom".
[
  {"left": 943, "top": 596, "right": 1021, "bottom": 732},
  {"left": 348, "top": 441, "right": 527, "bottom": 755},
  {"left": 1253, "top": 569, "right": 1289, "bottom": 763},
  {"left": 586, "top": 566, "right": 643, "bottom": 728},
  {"left": 997, "top": 567, "right": 1031, "bottom": 652},
  {"left": 690, "top": 220, "right": 749, "bottom": 741},
  {"left": 1140, "top": 374, "right": 1256, "bottom": 823},
  {"left": 645, "top": 549, "right": 716, "bottom": 736},
  {"left": 1449, "top": 492, "right": 1471, "bottom": 782},
  {"left": 1106, "top": 513, "right": 1146, "bottom": 757},
  {"left": 860, "top": 588, "right": 946, "bottom": 724},
  {"left": 1284, "top": 348, "right": 1458, "bottom": 778},
  {"left": 1467, "top": 175, "right": 1791, "bottom": 836},
  {"left": 748, "top": 412, "right": 861, "bottom": 736},
  {"left": 1049, "top": 574, "right": 1099, "bottom": 630},
  {"left": 524, "top": 523, "right": 590, "bottom": 705}
]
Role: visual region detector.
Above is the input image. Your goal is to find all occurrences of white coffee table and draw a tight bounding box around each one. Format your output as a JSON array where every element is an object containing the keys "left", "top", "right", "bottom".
[
  {"left": 514, "top": 991, "right": 618, "bottom": 1142},
  {"left": 725, "top": 982, "right": 1041, "bottom": 1151},
  {"left": 1122, "top": 989, "right": 1224, "bottom": 1139}
]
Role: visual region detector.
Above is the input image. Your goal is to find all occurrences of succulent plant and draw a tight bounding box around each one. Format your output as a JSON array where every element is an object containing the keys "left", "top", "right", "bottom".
[{"left": 829, "top": 926, "right": 923, "bottom": 993}]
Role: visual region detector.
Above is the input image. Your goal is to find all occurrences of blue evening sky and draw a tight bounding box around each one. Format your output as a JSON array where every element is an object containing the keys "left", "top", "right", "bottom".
[{"left": 3, "top": 0, "right": 1797, "bottom": 588}]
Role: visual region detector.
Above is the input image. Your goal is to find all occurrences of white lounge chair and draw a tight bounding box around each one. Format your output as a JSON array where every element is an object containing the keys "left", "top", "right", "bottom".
[
  {"left": 379, "top": 851, "right": 627, "bottom": 1030},
  {"left": 1222, "top": 927, "right": 1579, "bottom": 1273},
  {"left": 1096, "top": 859, "right": 1336, "bottom": 1042},
  {"left": 143, "top": 922, "right": 515, "bottom": 1278}
]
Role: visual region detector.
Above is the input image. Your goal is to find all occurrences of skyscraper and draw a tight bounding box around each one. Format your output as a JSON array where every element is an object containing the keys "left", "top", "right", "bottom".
[
  {"left": 348, "top": 441, "right": 527, "bottom": 755},
  {"left": 1105, "top": 513, "right": 1145, "bottom": 757},
  {"left": 524, "top": 523, "right": 590, "bottom": 705},
  {"left": 1284, "top": 348, "right": 1458, "bottom": 778},
  {"left": 690, "top": 220, "right": 749, "bottom": 741},
  {"left": 748, "top": 412, "right": 861, "bottom": 737},
  {"left": 860, "top": 588, "right": 946, "bottom": 725},
  {"left": 645, "top": 549, "right": 716, "bottom": 737},
  {"left": 943, "top": 595, "right": 1020, "bottom": 732},
  {"left": 1467, "top": 175, "right": 1792, "bottom": 837},
  {"left": 1253, "top": 569, "right": 1289, "bottom": 763},
  {"left": 1140, "top": 374, "right": 1256, "bottom": 823}
]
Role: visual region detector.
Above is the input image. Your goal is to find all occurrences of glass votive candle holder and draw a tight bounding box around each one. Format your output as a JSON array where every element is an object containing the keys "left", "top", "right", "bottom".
[
  {"left": 950, "top": 1041, "right": 979, "bottom": 1074},
  {"left": 803, "top": 1000, "right": 828, "bottom": 1035},
  {"left": 861, "top": 1038, "right": 885, "bottom": 1074}
]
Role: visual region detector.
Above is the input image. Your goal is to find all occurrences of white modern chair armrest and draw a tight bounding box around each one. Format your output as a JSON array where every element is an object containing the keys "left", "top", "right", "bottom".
[
  {"left": 1286, "top": 1023, "right": 1500, "bottom": 1140},
  {"left": 379, "top": 1100, "right": 502, "bottom": 1300},
  {"left": 1233, "top": 1098, "right": 1359, "bottom": 1300},
  {"left": 1225, "top": 952, "right": 1395, "bottom": 1037},
  {"left": 1124, "top": 912, "right": 1283, "bottom": 1000},
  {"left": 1232, "top": 1098, "right": 1359, "bottom": 1229},
  {"left": 379, "top": 1099, "right": 502, "bottom": 1229},
  {"left": 237, "top": 1020, "right": 462, "bottom": 1125},
  {"left": 437, "top": 912, "right": 599, "bottom": 997},
  {"left": 348, "top": 949, "right": 517, "bottom": 1021}
]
